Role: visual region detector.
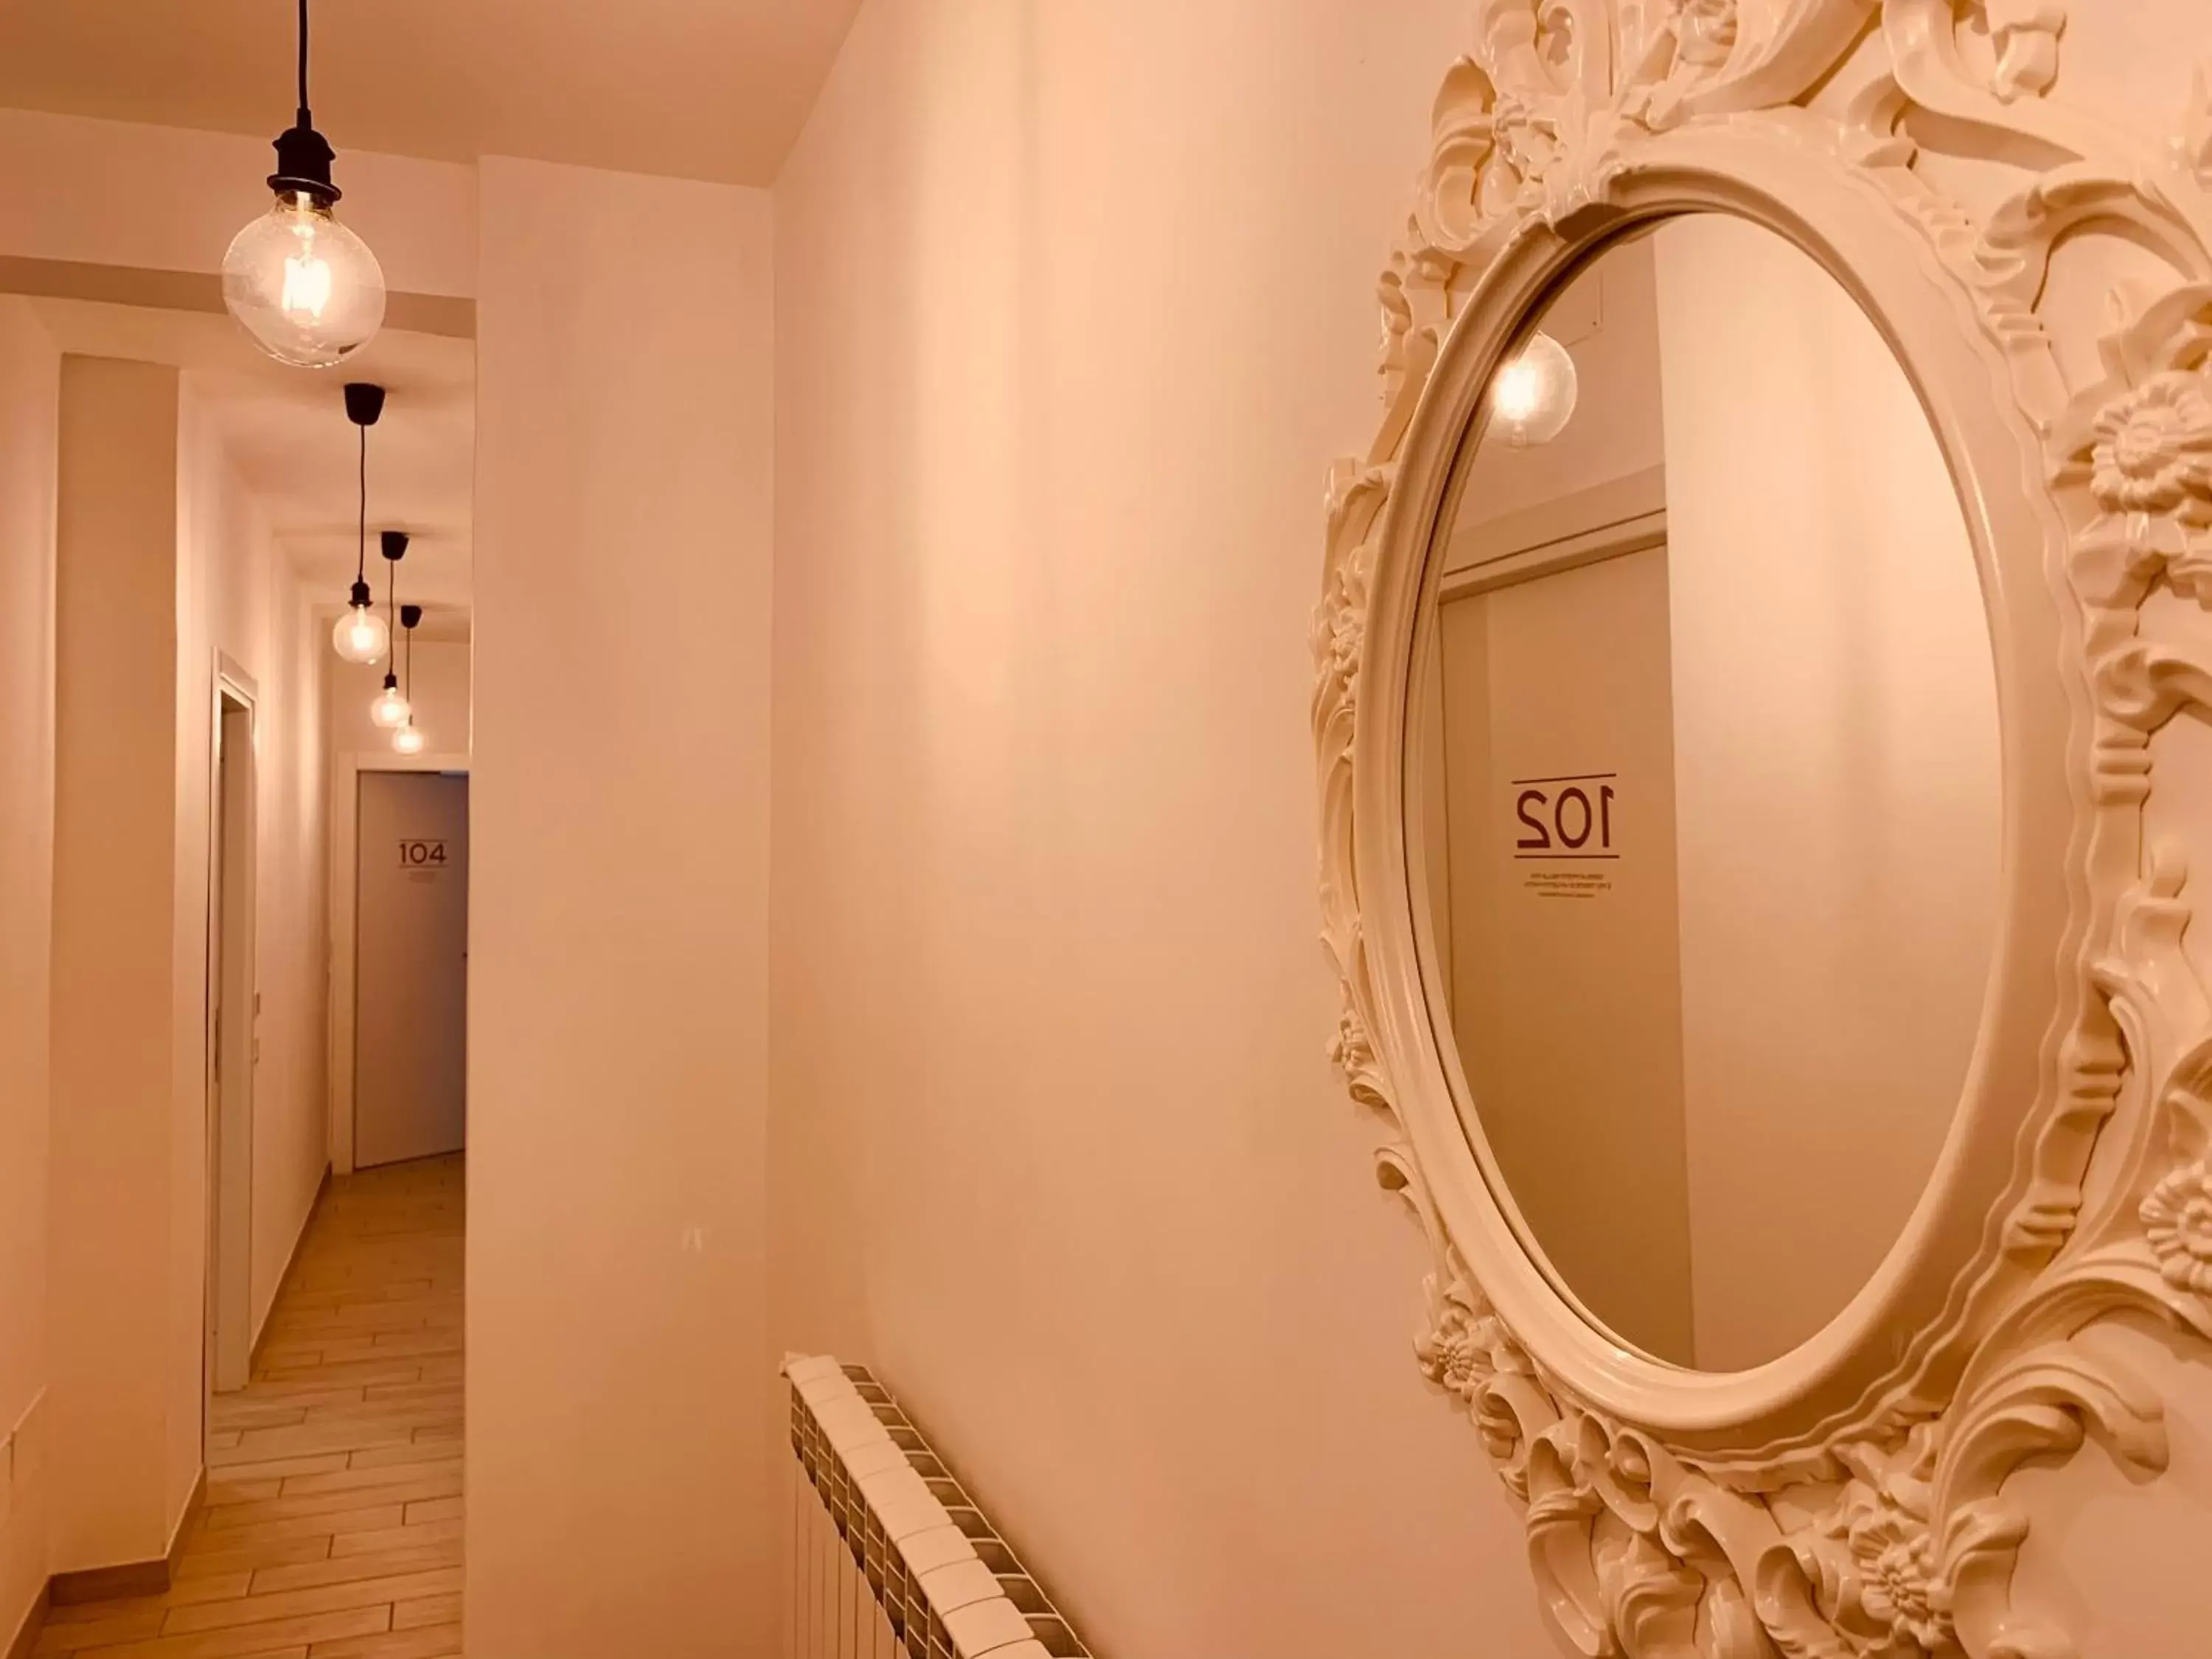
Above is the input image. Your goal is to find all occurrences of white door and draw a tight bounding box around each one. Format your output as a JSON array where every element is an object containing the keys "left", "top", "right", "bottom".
[
  {"left": 1437, "top": 544, "right": 1694, "bottom": 1361},
  {"left": 355, "top": 772, "right": 470, "bottom": 1168}
]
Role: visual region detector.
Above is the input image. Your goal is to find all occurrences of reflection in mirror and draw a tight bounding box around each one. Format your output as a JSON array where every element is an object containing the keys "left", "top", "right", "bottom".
[{"left": 1411, "top": 215, "right": 2000, "bottom": 1372}]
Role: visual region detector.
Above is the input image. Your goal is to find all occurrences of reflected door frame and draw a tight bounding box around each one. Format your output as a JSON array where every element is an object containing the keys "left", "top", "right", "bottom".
[
  {"left": 327, "top": 748, "right": 471, "bottom": 1176},
  {"left": 1419, "top": 466, "right": 1674, "bottom": 1356},
  {"left": 206, "top": 653, "right": 258, "bottom": 1402},
  {"left": 1420, "top": 465, "right": 1668, "bottom": 1001},
  {"left": 1435, "top": 465, "right": 1667, "bottom": 605}
]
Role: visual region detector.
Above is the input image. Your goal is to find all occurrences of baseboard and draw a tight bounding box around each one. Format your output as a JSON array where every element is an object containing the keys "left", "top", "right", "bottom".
[
  {"left": 50, "top": 1557, "right": 164, "bottom": 1609},
  {"left": 166, "top": 1465, "right": 206, "bottom": 1582},
  {"left": 43, "top": 1172, "right": 328, "bottom": 1620},
  {"left": 248, "top": 1164, "right": 332, "bottom": 1374},
  {"left": 3, "top": 1581, "right": 49, "bottom": 1659},
  {"left": 50, "top": 1466, "right": 205, "bottom": 1609}
]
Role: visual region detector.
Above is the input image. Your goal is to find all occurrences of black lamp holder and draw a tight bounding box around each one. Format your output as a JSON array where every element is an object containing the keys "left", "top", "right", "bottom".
[
  {"left": 344, "top": 383, "right": 384, "bottom": 428},
  {"left": 270, "top": 0, "right": 341, "bottom": 206}
]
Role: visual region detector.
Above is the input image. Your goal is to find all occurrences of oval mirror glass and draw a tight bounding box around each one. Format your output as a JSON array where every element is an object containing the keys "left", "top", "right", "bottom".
[{"left": 1409, "top": 214, "right": 2001, "bottom": 1372}]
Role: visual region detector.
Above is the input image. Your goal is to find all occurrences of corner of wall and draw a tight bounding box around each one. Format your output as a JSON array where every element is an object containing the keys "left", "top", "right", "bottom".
[{"left": 0, "top": 291, "right": 59, "bottom": 1659}]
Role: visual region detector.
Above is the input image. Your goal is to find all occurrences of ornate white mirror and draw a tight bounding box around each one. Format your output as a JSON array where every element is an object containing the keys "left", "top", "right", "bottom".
[
  {"left": 1411, "top": 215, "right": 2002, "bottom": 1374},
  {"left": 1313, "top": 6, "right": 2212, "bottom": 1655}
]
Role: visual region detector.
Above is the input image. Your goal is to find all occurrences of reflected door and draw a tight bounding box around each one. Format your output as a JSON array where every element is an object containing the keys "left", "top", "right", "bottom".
[
  {"left": 1438, "top": 546, "right": 1694, "bottom": 1360},
  {"left": 355, "top": 772, "right": 470, "bottom": 1168}
]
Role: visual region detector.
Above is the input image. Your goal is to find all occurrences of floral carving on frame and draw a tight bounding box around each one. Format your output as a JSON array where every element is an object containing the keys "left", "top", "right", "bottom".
[{"left": 1314, "top": 4, "right": 2212, "bottom": 1655}]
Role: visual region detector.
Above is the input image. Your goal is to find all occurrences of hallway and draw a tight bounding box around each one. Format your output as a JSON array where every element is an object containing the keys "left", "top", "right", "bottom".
[{"left": 36, "top": 1158, "right": 465, "bottom": 1658}]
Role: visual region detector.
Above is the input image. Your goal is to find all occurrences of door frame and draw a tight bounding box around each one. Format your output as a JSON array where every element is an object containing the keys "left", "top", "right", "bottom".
[
  {"left": 327, "top": 749, "right": 471, "bottom": 1175},
  {"left": 206, "top": 655, "right": 258, "bottom": 1397}
]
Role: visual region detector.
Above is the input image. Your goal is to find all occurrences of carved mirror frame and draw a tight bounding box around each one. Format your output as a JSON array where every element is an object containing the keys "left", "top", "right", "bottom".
[{"left": 1313, "top": 5, "right": 2212, "bottom": 1655}]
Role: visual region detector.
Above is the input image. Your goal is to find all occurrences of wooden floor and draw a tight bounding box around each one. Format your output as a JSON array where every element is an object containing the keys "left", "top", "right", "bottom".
[{"left": 36, "top": 1155, "right": 465, "bottom": 1659}]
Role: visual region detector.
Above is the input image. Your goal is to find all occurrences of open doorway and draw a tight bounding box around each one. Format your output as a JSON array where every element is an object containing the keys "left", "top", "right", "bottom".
[{"left": 204, "top": 662, "right": 257, "bottom": 1403}]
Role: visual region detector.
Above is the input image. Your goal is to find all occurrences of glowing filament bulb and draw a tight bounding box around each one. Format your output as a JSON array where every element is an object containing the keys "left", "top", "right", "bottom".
[
  {"left": 282, "top": 242, "right": 333, "bottom": 319},
  {"left": 1489, "top": 330, "right": 1579, "bottom": 447},
  {"left": 223, "top": 192, "right": 386, "bottom": 368},
  {"left": 369, "top": 677, "right": 411, "bottom": 730},
  {"left": 333, "top": 604, "right": 389, "bottom": 665}
]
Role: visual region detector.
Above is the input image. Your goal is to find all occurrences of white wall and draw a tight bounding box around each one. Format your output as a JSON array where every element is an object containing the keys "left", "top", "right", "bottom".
[
  {"left": 330, "top": 640, "right": 471, "bottom": 759},
  {"left": 177, "top": 386, "right": 332, "bottom": 1347},
  {"left": 1652, "top": 215, "right": 2000, "bottom": 1373},
  {"left": 44, "top": 356, "right": 331, "bottom": 1577},
  {"left": 768, "top": 2, "right": 1551, "bottom": 1654},
  {"left": 0, "top": 296, "right": 58, "bottom": 1655},
  {"left": 250, "top": 582, "right": 330, "bottom": 1338},
  {"left": 0, "top": 108, "right": 477, "bottom": 298},
  {"left": 468, "top": 158, "right": 774, "bottom": 1658},
  {"left": 48, "top": 354, "right": 187, "bottom": 1571}
]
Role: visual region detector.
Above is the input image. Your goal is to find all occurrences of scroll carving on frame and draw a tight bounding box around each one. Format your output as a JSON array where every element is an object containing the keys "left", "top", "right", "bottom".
[{"left": 1314, "top": 4, "right": 2212, "bottom": 1655}]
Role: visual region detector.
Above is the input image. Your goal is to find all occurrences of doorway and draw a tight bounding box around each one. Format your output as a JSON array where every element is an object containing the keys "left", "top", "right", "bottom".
[
  {"left": 205, "top": 669, "right": 256, "bottom": 1400},
  {"left": 354, "top": 770, "right": 470, "bottom": 1168}
]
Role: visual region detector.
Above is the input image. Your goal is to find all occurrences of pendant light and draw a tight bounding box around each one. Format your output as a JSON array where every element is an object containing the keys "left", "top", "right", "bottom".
[
  {"left": 392, "top": 606, "right": 428, "bottom": 754},
  {"left": 331, "top": 383, "right": 391, "bottom": 664},
  {"left": 1490, "top": 330, "right": 1579, "bottom": 447},
  {"left": 223, "top": 0, "right": 387, "bottom": 368},
  {"left": 369, "top": 534, "right": 413, "bottom": 728}
]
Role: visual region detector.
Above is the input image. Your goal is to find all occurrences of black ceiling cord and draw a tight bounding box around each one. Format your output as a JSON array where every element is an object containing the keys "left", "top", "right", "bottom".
[
  {"left": 380, "top": 532, "right": 406, "bottom": 698},
  {"left": 381, "top": 530, "right": 410, "bottom": 634},
  {"left": 400, "top": 604, "right": 424, "bottom": 704},
  {"left": 343, "top": 383, "right": 385, "bottom": 611},
  {"left": 296, "top": 0, "right": 312, "bottom": 128},
  {"left": 271, "top": 0, "right": 339, "bottom": 205}
]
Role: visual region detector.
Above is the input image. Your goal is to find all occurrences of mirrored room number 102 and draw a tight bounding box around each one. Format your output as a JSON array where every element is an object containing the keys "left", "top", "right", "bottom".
[{"left": 1513, "top": 777, "right": 1618, "bottom": 857}]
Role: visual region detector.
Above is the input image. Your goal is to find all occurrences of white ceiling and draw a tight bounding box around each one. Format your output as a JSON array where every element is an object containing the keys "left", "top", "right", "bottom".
[
  {"left": 0, "top": 0, "right": 862, "bottom": 186},
  {"left": 32, "top": 299, "right": 476, "bottom": 621}
]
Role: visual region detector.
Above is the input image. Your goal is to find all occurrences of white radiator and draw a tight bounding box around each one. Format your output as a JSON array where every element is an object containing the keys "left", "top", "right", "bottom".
[{"left": 785, "top": 1355, "right": 1091, "bottom": 1659}]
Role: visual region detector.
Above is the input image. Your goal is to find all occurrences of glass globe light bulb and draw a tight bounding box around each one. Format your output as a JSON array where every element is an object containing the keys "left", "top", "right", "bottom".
[
  {"left": 369, "top": 679, "right": 411, "bottom": 731},
  {"left": 333, "top": 604, "right": 389, "bottom": 666},
  {"left": 223, "top": 192, "right": 388, "bottom": 369},
  {"left": 392, "top": 723, "right": 426, "bottom": 757},
  {"left": 1489, "top": 330, "right": 1579, "bottom": 447}
]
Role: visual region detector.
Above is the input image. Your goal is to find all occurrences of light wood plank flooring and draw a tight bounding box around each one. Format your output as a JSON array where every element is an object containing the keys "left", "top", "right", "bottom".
[{"left": 37, "top": 1155, "right": 465, "bottom": 1659}]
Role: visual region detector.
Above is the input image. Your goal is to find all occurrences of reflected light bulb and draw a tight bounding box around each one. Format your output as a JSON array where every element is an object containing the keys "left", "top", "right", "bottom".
[
  {"left": 332, "top": 602, "right": 389, "bottom": 666},
  {"left": 392, "top": 723, "right": 427, "bottom": 757},
  {"left": 369, "top": 677, "right": 411, "bottom": 730},
  {"left": 1490, "top": 330, "right": 1579, "bottom": 447},
  {"left": 223, "top": 192, "right": 387, "bottom": 369}
]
